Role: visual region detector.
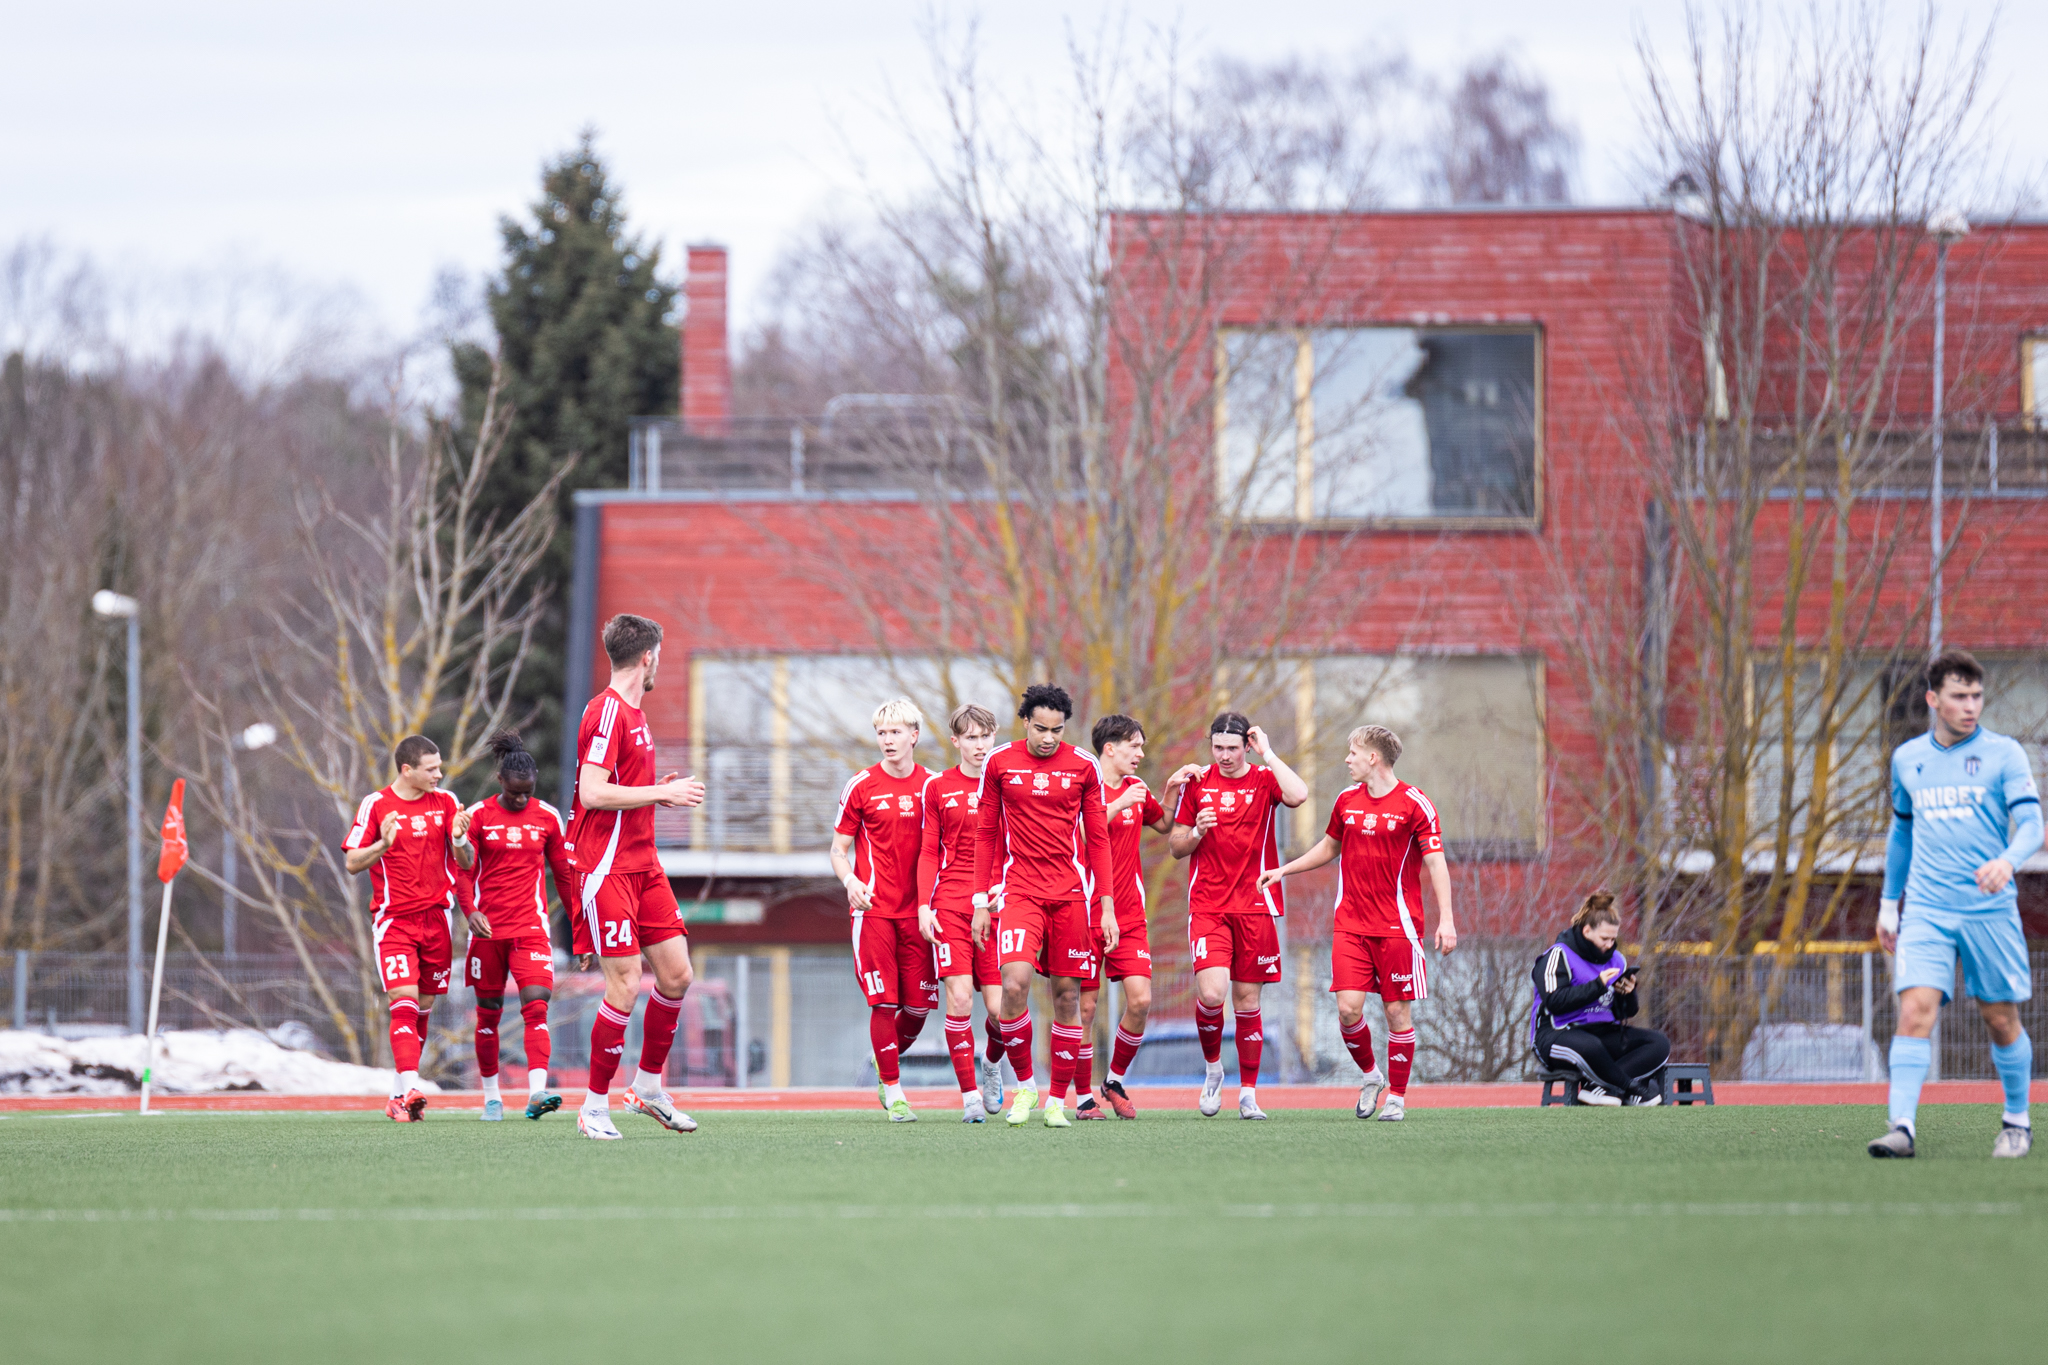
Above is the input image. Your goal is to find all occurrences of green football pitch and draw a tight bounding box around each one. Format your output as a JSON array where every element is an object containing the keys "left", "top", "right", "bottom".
[{"left": 2, "top": 1102, "right": 2042, "bottom": 1363}]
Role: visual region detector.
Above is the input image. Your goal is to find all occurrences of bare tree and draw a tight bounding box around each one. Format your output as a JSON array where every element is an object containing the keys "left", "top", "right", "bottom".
[{"left": 1422, "top": 53, "right": 1578, "bottom": 205}]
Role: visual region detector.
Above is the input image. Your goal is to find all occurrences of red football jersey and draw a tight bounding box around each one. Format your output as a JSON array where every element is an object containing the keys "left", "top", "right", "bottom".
[
  {"left": 1326, "top": 781, "right": 1443, "bottom": 938},
  {"left": 342, "top": 786, "right": 464, "bottom": 924},
  {"left": 973, "top": 741, "right": 1114, "bottom": 903},
  {"left": 567, "top": 687, "right": 661, "bottom": 878},
  {"left": 464, "top": 794, "right": 577, "bottom": 942},
  {"left": 917, "top": 765, "right": 984, "bottom": 915},
  {"left": 1173, "top": 763, "right": 1287, "bottom": 917},
  {"left": 835, "top": 763, "right": 935, "bottom": 918},
  {"left": 1101, "top": 774, "right": 1166, "bottom": 913}
]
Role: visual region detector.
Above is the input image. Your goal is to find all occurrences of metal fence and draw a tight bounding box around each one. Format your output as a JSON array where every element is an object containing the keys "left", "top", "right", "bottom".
[{"left": 7, "top": 943, "right": 2046, "bottom": 1089}]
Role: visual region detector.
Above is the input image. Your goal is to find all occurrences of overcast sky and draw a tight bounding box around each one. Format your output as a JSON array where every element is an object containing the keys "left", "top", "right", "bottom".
[{"left": 4, "top": 1, "right": 2040, "bottom": 359}]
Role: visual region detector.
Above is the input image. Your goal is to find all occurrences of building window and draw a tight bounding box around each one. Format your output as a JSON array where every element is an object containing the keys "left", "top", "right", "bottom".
[
  {"left": 2026, "top": 336, "right": 2048, "bottom": 428},
  {"left": 682, "top": 654, "right": 1009, "bottom": 853},
  {"left": 1215, "top": 653, "right": 1547, "bottom": 856},
  {"left": 1216, "top": 326, "right": 1542, "bottom": 524}
]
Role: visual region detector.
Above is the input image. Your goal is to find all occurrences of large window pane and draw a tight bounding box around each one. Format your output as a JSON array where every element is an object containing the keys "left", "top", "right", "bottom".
[{"left": 1216, "top": 326, "right": 1540, "bottom": 522}]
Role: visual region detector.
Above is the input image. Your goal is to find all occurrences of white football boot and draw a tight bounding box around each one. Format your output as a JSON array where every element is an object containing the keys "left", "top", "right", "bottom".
[
  {"left": 1992, "top": 1123, "right": 2032, "bottom": 1159},
  {"left": 577, "top": 1107, "right": 623, "bottom": 1140},
  {"left": 1199, "top": 1061, "right": 1225, "bottom": 1117},
  {"left": 1376, "top": 1094, "right": 1406, "bottom": 1122},
  {"left": 1355, "top": 1067, "right": 1388, "bottom": 1119},
  {"left": 621, "top": 1086, "right": 699, "bottom": 1133}
]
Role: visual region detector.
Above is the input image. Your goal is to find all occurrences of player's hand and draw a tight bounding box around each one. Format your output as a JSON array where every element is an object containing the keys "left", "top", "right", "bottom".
[
  {"left": 1100, "top": 900, "right": 1118, "bottom": 954},
  {"left": 1106, "top": 781, "right": 1147, "bottom": 817},
  {"left": 843, "top": 874, "right": 873, "bottom": 912},
  {"left": 917, "top": 906, "right": 940, "bottom": 945},
  {"left": 1246, "top": 725, "right": 1273, "bottom": 759},
  {"left": 1613, "top": 972, "right": 1636, "bottom": 994},
  {"left": 1169, "top": 764, "right": 1204, "bottom": 788},
  {"left": 575, "top": 953, "right": 595, "bottom": 971},
  {"left": 1435, "top": 923, "right": 1458, "bottom": 954},
  {"left": 1877, "top": 898, "right": 1900, "bottom": 954},
  {"left": 451, "top": 807, "right": 472, "bottom": 841},
  {"left": 465, "top": 910, "right": 492, "bottom": 936},
  {"left": 1257, "top": 867, "right": 1286, "bottom": 893},
  {"left": 379, "top": 811, "right": 401, "bottom": 846},
  {"left": 971, "top": 905, "right": 992, "bottom": 948},
  {"left": 1975, "top": 857, "right": 2015, "bottom": 896},
  {"left": 1193, "top": 806, "right": 1218, "bottom": 836}
]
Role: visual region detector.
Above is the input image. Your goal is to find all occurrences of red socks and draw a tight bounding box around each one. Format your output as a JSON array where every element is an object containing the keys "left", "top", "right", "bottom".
[
  {"left": 1048, "top": 1022, "right": 1083, "bottom": 1100},
  {"left": 1195, "top": 1001, "right": 1224, "bottom": 1064},
  {"left": 1109, "top": 1024, "right": 1144, "bottom": 1080},
  {"left": 1341, "top": 1017, "right": 1376, "bottom": 1075},
  {"left": 983, "top": 1024, "right": 1006, "bottom": 1063},
  {"left": 1076, "top": 1039, "right": 1094, "bottom": 1097},
  {"left": 1388, "top": 1029, "right": 1416, "bottom": 1096},
  {"left": 388, "top": 999, "right": 423, "bottom": 1074},
  {"left": 521, "top": 998, "right": 551, "bottom": 1075},
  {"left": 896, "top": 1006, "right": 930, "bottom": 1054},
  {"left": 1000, "top": 1013, "right": 1035, "bottom": 1085},
  {"left": 870, "top": 1006, "right": 902, "bottom": 1085},
  {"left": 944, "top": 1014, "right": 977, "bottom": 1092},
  {"left": 1234, "top": 1010, "right": 1263, "bottom": 1088},
  {"left": 473, "top": 1004, "right": 501, "bottom": 1079},
  {"left": 587, "top": 999, "right": 631, "bottom": 1097},
  {"left": 639, "top": 989, "right": 683, "bottom": 1076}
]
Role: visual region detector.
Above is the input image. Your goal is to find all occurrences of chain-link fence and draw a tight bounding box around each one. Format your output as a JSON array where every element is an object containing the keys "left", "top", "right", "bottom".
[{"left": 7, "top": 943, "right": 2045, "bottom": 1088}]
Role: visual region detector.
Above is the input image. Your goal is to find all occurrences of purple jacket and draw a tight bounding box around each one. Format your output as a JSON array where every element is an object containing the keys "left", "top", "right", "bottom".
[{"left": 1528, "top": 930, "right": 1634, "bottom": 1045}]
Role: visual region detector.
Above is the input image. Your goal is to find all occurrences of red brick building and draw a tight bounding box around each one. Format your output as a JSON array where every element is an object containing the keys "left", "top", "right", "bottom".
[{"left": 567, "top": 211, "right": 2048, "bottom": 992}]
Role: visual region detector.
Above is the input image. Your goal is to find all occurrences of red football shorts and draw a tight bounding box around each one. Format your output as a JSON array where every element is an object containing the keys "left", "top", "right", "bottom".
[
  {"left": 1082, "top": 909, "right": 1151, "bottom": 987},
  {"left": 1188, "top": 911, "right": 1283, "bottom": 983},
  {"left": 465, "top": 934, "right": 555, "bottom": 994},
  {"left": 853, "top": 912, "right": 939, "bottom": 1009},
  {"left": 1002, "top": 895, "right": 1093, "bottom": 979},
  {"left": 579, "top": 867, "right": 685, "bottom": 958},
  {"left": 933, "top": 906, "right": 1000, "bottom": 988},
  {"left": 1331, "top": 932, "right": 1428, "bottom": 1000},
  {"left": 375, "top": 913, "right": 452, "bottom": 994}
]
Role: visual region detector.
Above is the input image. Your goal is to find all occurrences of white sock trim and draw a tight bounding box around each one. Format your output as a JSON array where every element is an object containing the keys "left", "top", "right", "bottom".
[
  {"left": 632, "top": 1068, "right": 664, "bottom": 1096},
  {"left": 2003, "top": 1112, "right": 2031, "bottom": 1129},
  {"left": 480, "top": 1075, "right": 500, "bottom": 1101},
  {"left": 528, "top": 1068, "right": 548, "bottom": 1096}
]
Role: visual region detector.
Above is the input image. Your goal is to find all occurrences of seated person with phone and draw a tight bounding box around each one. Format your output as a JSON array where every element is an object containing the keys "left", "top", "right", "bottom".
[{"left": 1529, "top": 890, "right": 1670, "bottom": 1105}]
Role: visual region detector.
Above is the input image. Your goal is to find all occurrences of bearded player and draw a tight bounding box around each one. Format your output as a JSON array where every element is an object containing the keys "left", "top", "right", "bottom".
[
  {"left": 569, "top": 613, "right": 706, "bottom": 1141},
  {"left": 916, "top": 703, "right": 1008, "bottom": 1122},
  {"left": 1073, "top": 713, "right": 1186, "bottom": 1119},
  {"left": 974, "top": 683, "right": 1116, "bottom": 1128},
  {"left": 832, "top": 698, "right": 938, "bottom": 1122},
  {"left": 1169, "top": 712, "right": 1308, "bottom": 1120},
  {"left": 461, "top": 730, "right": 578, "bottom": 1122},
  {"left": 1260, "top": 725, "right": 1456, "bottom": 1122},
  {"left": 343, "top": 735, "right": 475, "bottom": 1122}
]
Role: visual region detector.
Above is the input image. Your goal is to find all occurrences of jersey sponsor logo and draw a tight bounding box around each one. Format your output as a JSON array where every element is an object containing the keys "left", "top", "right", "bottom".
[
  {"left": 1257, "top": 954, "right": 1279, "bottom": 965},
  {"left": 587, "top": 735, "right": 609, "bottom": 763},
  {"left": 1910, "top": 784, "right": 1989, "bottom": 817},
  {"left": 1390, "top": 971, "right": 1413, "bottom": 983},
  {"left": 1385, "top": 815, "right": 1403, "bottom": 831},
  {"left": 1061, "top": 774, "right": 1072, "bottom": 789}
]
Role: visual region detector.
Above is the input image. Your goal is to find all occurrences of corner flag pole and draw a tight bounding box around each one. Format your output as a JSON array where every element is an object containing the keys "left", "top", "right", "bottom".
[{"left": 141, "top": 778, "right": 188, "bottom": 1115}]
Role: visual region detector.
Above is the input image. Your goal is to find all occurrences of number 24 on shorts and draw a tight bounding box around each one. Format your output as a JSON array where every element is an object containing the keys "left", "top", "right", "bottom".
[{"left": 602, "top": 921, "right": 634, "bottom": 950}]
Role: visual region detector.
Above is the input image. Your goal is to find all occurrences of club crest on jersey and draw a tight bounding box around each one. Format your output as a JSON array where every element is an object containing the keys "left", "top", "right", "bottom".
[
  {"left": 506, "top": 826, "right": 524, "bottom": 845},
  {"left": 1965, "top": 756, "right": 1982, "bottom": 776},
  {"left": 1061, "top": 775, "right": 1071, "bottom": 789},
  {"left": 897, "top": 795, "right": 914, "bottom": 814},
  {"left": 1034, "top": 772, "right": 1050, "bottom": 790},
  {"left": 410, "top": 815, "right": 428, "bottom": 835},
  {"left": 1361, "top": 813, "right": 1377, "bottom": 832},
  {"left": 1220, "top": 791, "right": 1236, "bottom": 810}
]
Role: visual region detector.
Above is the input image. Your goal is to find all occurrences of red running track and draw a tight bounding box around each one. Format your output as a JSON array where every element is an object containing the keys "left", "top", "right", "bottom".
[{"left": 2, "top": 1080, "right": 2040, "bottom": 1114}]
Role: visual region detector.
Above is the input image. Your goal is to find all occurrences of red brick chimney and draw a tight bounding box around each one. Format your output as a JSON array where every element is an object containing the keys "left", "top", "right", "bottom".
[{"left": 681, "top": 244, "right": 730, "bottom": 436}]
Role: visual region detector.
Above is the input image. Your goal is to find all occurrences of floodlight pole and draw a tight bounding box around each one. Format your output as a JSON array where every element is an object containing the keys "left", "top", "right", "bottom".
[
  {"left": 219, "top": 722, "right": 276, "bottom": 960},
  {"left": 1929, "top": 236, "right": 1948, "bottom": 657},
  {"left": 123, "top": 612, "right": 143, "bottom": 1032}
]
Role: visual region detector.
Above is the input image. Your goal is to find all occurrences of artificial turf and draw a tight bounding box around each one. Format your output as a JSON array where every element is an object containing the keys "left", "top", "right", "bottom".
[{"left": 1, "top": 1100, "right": 2042, "bottom": 1363}]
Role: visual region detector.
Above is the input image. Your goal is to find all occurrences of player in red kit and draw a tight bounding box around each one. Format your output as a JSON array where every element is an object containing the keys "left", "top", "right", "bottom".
[
  {"left": 343, "top": 734, "right": 475, "bottom": 1122},
  {"left": 1072, "top": 714, "right": 1188, "bottom": 1119},
  {"left": 832, "top": 697, "right": 937, "bottom": 1122},
  {"left": 568, "top": 614, "right": 706, "bottom": 1140},
  {"left": 916, "top": 703, "right": 1008, "bottom": 1121},
  {"left": 974, "top": 683, "right": 1116, "bottom": 1128},
  {"left": 1261, "top": 724, "right": 1457, "bottom": 1122},
  {"left": 1169, "top": 711, "right": 1308, "bottom": 1120},
  {"left": 461, "top": 731, "right": 578, "bottom": 1122}
]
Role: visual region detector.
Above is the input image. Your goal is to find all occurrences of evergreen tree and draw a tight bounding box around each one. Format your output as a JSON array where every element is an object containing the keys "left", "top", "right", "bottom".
[{"left": 453, "top": 132, "right": 678, "bottom": 794}]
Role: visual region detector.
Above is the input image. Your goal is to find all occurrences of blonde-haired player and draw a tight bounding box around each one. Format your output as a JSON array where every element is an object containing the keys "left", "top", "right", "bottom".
[
  {"left": 1260, "top": 724, "right": 1456, "bottom": 1121},
  {"left": 832, "top": 697, "right": 938, "bottom": 1121},
  {"left": 917, "top": 703, "right": 1009, "bottom": 1120}
]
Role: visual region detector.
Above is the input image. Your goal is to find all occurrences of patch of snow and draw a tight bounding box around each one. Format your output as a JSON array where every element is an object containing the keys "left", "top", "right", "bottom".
[{"left": 0, "top": 1029, "right": 439, "bottom": 1096}]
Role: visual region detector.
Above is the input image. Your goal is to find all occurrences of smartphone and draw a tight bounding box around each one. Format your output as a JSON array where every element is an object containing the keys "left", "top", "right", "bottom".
[{"left": 1616, "top": 966, "right": 1640, "bottom": 982}]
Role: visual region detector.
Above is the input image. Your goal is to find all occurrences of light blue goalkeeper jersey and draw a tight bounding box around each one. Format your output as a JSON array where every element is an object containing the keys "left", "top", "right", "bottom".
[{"left": 1884, "top": 725, "right": 2042, "bottom": 916}]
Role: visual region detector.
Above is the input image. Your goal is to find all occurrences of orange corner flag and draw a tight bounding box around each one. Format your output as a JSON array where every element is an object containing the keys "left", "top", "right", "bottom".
[{"left": 156, "top": 778, "right": 188, "bottom": 883}]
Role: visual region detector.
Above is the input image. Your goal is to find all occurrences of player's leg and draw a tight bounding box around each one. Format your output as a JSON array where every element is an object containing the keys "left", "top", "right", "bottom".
[
  {"left": 1872, "top": 913, "right": 1961, "bottom": 1155},
  {"left": 939, "top": 969, "right": 985, "bottom": 1119},
  {"left": 1230, "top": 977, "right": 1267, "bottom": 1119},
  {"left": 1957, "top": 914, "right": 2034, "bottom": 1156},
  {"left": 851, "top": 913, "right": 916, "bottom": 1120},
  {"left": 1074, "top": 984, "right": 1101, "bottom": 1116},
  {"left": 1602, "top": 1024, "right": 1670, "bottom": 1103},
  {"left": 997, "top": 913, "right": 1042, "bottom": 1124},
  {"left": 579, "top": 945, "right": 640, "bottom": 1139},
  {"left": 505, "top": 940, "right": 559, "bottom": 1118},
  {"left": 1335, "top": 937, "right": 1387, "bottom": 1119},
  {"left": 616, "top": 929, "right": 700, "bottom": 1131},
  {"left": 468, "top": 938, "right": 511, "bottom": 1119},
  {"left": 1101, "top": 973, "right": 1151, "bottom": 1117},
  {"left": 1191, "top": 914, "right": 1231, "bottom": 1115},
  {"left": 972, "top": 927, "right": 1007, "bottom": 1110},
  {"left": 894, "top": 927, "right": 937, "bottom": 1064},
  {"left": 1377, "top": 936, "right": 1422, "bottom": 1113},
  {"left": 1381, "top": 998, "right": 1416, "bottom": 1110},
  {"left": 1045, "top": 973, "right": 1083, "bottom": 1124}
]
